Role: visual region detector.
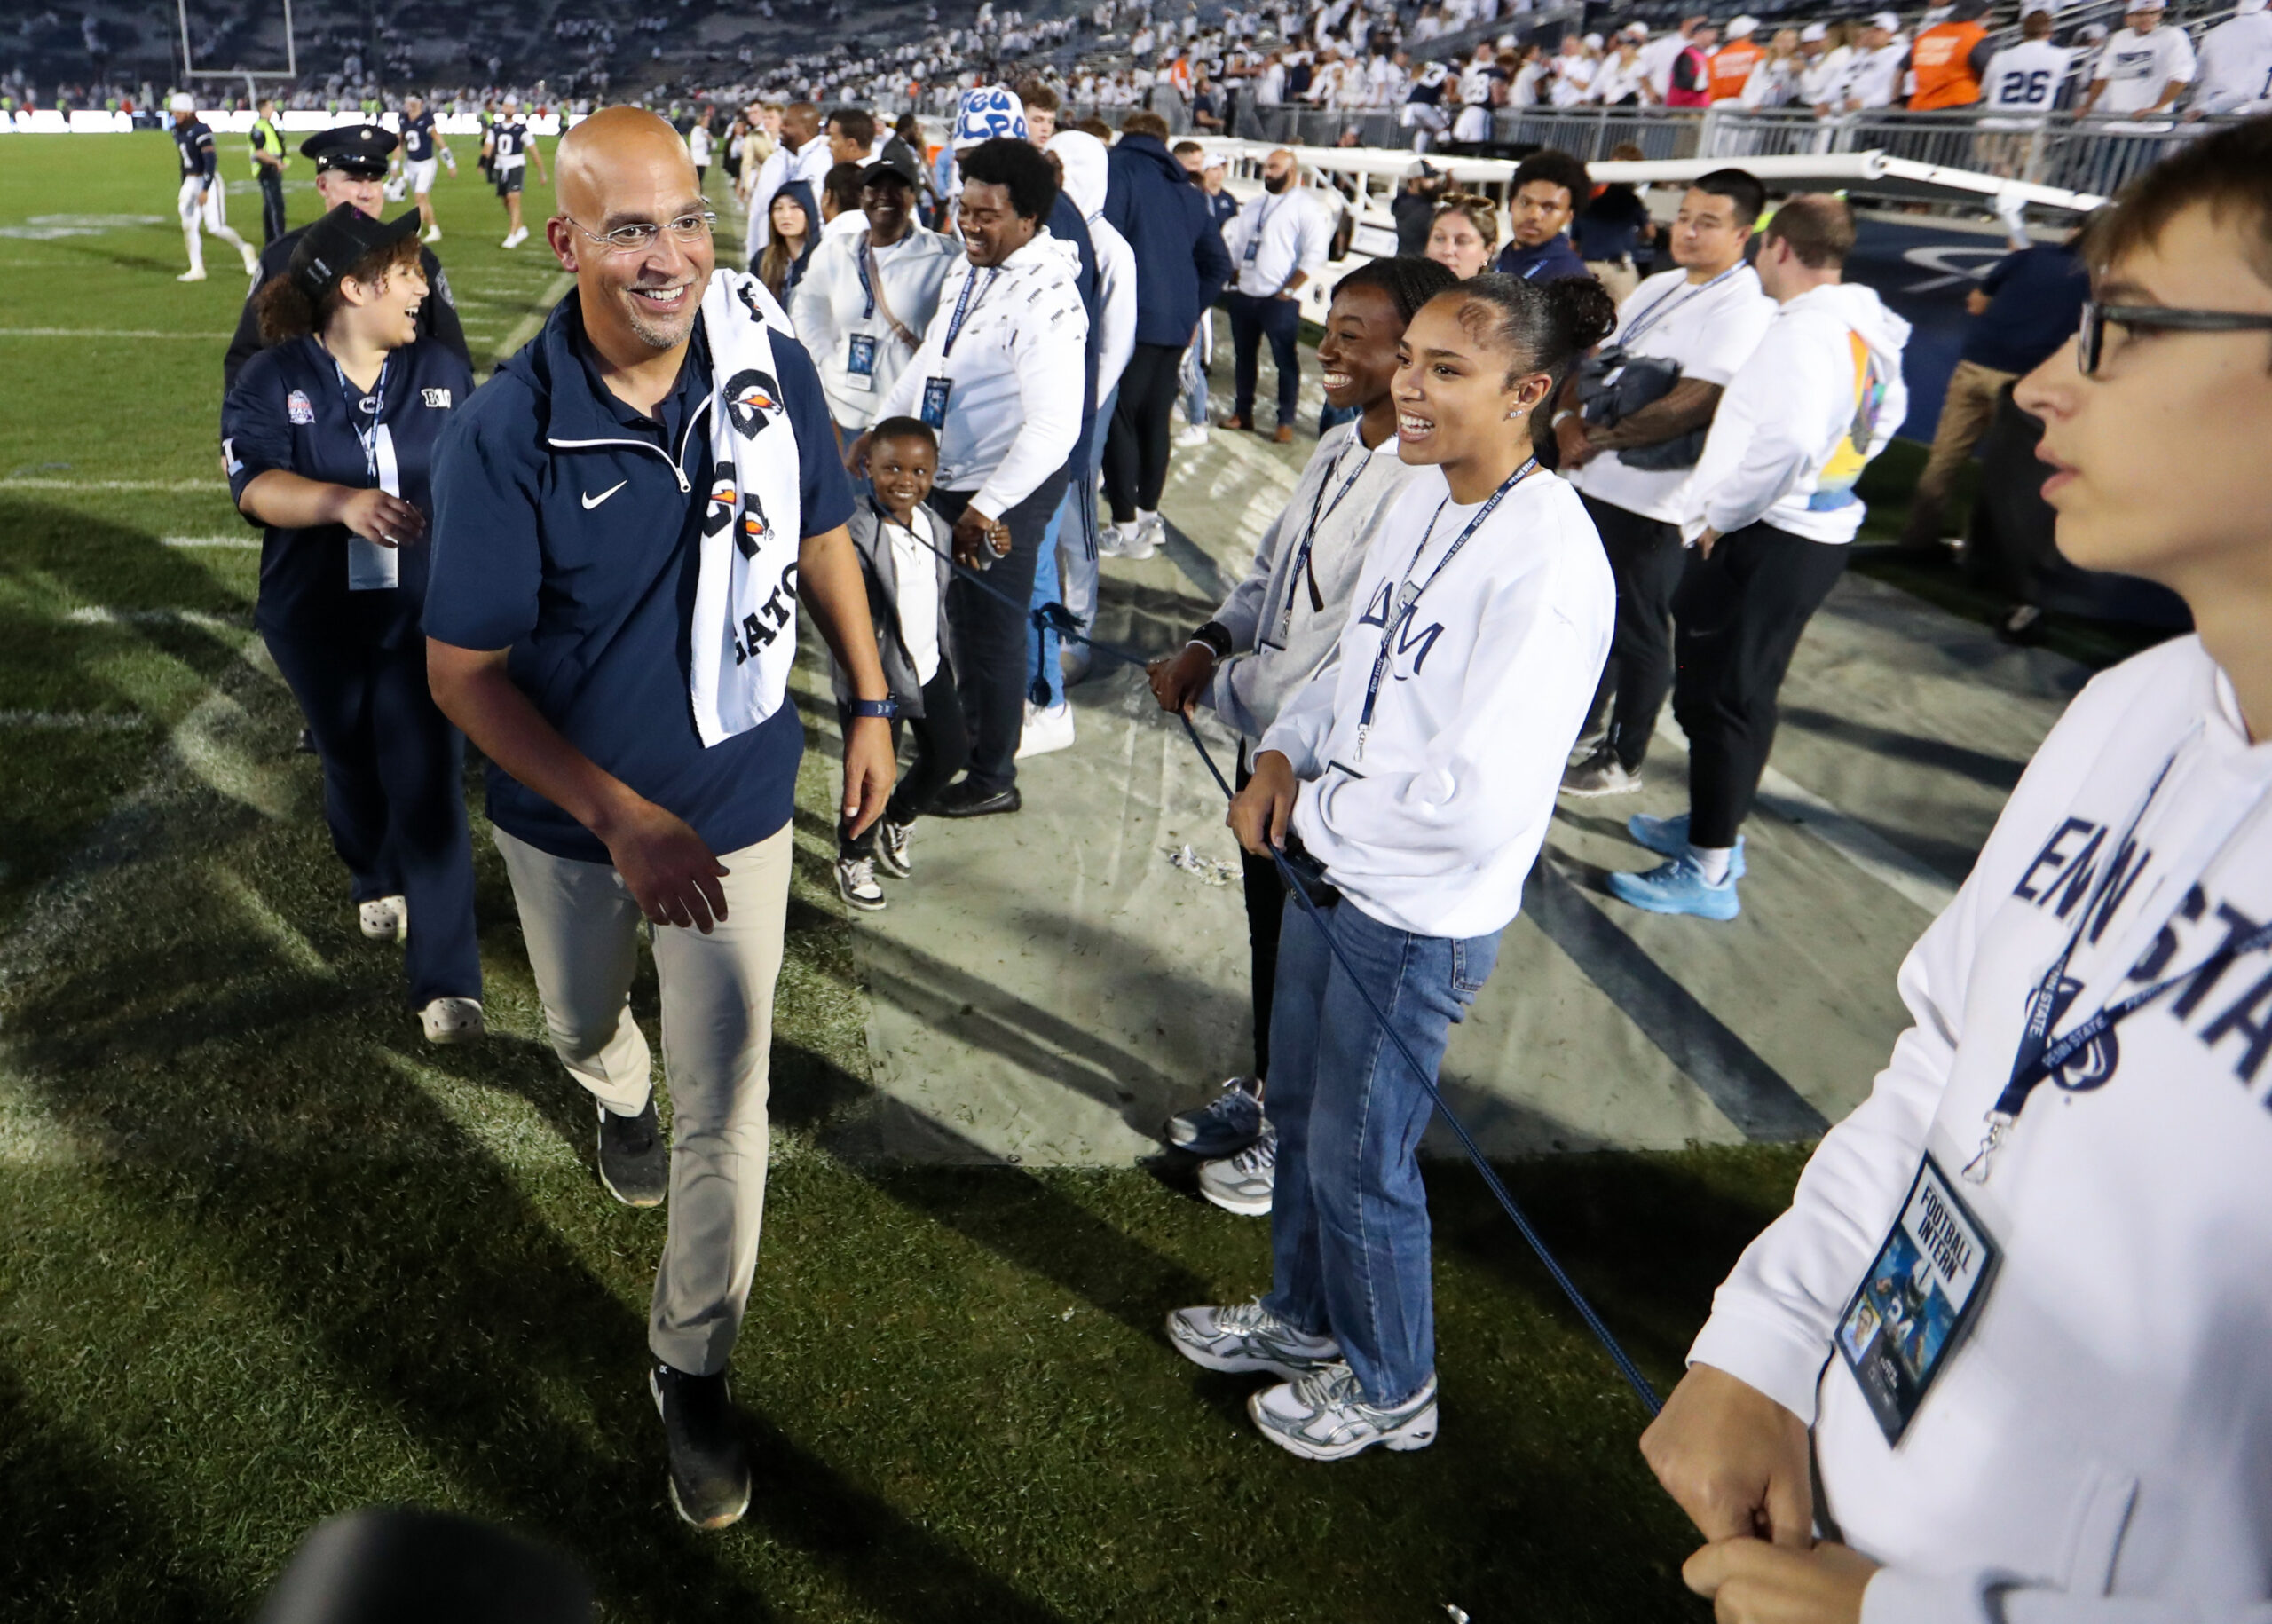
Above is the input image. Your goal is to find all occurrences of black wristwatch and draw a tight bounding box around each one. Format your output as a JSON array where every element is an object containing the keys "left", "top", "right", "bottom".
[{"left": 848, "top": 698, "right": 899, "bottom": 720}]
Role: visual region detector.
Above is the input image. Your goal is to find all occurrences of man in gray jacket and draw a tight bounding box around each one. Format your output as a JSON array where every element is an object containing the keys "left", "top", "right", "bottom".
[{"left": 1142, "top": 255, "right": 1456, "bottom": 1217}]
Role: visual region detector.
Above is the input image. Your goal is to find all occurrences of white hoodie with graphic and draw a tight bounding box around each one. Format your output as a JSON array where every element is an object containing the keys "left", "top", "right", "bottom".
[
  {"left": 1690, "top": 635, "right": 2272, "bottom": 1622},
  {"left": 1686, "top": 280, "right": 1912, "bottom": 546}
]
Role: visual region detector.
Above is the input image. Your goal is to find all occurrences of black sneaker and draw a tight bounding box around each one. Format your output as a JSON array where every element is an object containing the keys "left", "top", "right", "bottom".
[
  {"left": 597, "top": 1099, "right": 667, "bottom": 1208},
  {"left": 649, "top": 1362, "right": 751, "bottom": 1529},
  {"left": 928, "top": 778, "right": 1022, "bottom": 818}
]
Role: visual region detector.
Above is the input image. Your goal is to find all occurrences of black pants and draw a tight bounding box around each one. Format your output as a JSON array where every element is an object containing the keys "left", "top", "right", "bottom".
[
  {"left": 1227, "top": 289, "right": 1301, "bottom": 427},
  {"left": 1237, "top": 748, "right": 1282, "bottom": 1083},
  {"left": 258, "top": 168, "right": 288, "bottom": 245},
  {"left": 930, "top": 466, "right": 1072, "bottom": 795},
  {"left": 1581, "top": 492, "right": 1687, "bottom": 773},
  {"left": 1671, "top": 523, "right": 1849, "bottom": 849},
  {"left": 1102, "top": 341, "right": 1185, "bottom": 523},
  {"left": 837, "top": 664, "right": 970, "bottom": 857},
  {"left": 262, "top": 631, "right": 481, "bottom": 1007}
]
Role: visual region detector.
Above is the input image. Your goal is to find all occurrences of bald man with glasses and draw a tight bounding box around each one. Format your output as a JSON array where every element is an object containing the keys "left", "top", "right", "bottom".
[{"left": 425, "top": 106, "right": 893, "bottom": 1531}]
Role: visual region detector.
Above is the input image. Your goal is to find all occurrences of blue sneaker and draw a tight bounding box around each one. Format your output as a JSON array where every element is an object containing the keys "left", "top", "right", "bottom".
[
  {"left": 1164, "top": 1076, "right": 1265, "bottom": 1158},
  {"left": 1626, "top": 812, "right": 1747, "bottom": 879},
  {"left": 1607, "top": 854, "right": 1742, "bottom": 921}
]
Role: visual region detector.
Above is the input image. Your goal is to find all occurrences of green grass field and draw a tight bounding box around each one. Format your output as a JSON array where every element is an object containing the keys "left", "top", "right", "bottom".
[{"left": 0, "top": 131, "right": 1828, "bottom": 1623}]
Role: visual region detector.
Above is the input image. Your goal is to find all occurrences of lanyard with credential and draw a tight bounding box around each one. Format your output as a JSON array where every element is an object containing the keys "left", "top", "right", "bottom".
[
  {"left": 1615, "top": 262, "right": 1746, "bottom": 351},
  {"left": 1267, "top": 437, "right": 1377, "bottom": 649},
  {"left": 1352, "top": 458, "right": 1535, "bottom": 762},
  {"left": 856, "top": 233, "right": 880, "bottom": 319},
  {"left": 1964, "top": 740, "right": 2272, "bottom": 1184},
  {"left": 331, "top": 351, "right": 391, "bottom": 482},
  {"left": 939, "top": 265, "right": 1000, "bottom": 359}
]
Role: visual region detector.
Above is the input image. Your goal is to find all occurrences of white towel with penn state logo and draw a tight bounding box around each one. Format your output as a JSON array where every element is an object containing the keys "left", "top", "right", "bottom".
[{"left": 689, "top": 267, "right": 806, "bottom": 748}]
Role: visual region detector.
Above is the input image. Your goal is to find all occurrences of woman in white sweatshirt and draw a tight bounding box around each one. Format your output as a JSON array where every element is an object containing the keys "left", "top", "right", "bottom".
[
  {"left": 1165, "top": 272, "right": 1618, "bottom": 1462},
  {"left": 1643, "top": 119, "right": 2272, "bottom": 1624}
]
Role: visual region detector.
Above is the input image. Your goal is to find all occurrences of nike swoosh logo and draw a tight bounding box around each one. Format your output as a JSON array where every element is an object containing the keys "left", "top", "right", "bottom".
[{"left": 581, "top": 481, "right": 627, "bottom": 510}]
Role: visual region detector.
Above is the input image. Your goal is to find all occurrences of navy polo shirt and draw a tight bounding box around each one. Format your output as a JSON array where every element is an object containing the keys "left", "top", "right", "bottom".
[
  {"left": 223, "top": 334, "right": 474, "bottom": 649},
  {"left": 1494, "top": 233, "right": 1590, "bottom": 283},
  {"left": 1963, "top": 242, "right": 2090, "bottom": 376},
  {"left": 423, "top": 290, "right": 854, "bottom": 865}
]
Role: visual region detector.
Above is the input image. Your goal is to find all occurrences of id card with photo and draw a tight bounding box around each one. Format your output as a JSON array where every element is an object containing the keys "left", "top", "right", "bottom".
[
  {"left": 1836, "top": 1155, "right": 2001, "bottom": 1446},
  {"left": 847, "top": 333, "right": 877, "bottom": 390},
  {"left": 919, "top": 375, "right": 952, "bottom": 430}
]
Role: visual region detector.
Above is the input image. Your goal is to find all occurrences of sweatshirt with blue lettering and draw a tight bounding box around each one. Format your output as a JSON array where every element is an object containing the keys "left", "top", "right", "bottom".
[
  {"left": 1690, "top": 633, "right": 2272, "bottom": 1622},
  {"left": 1260, "top": 464, "right": 1613, "bottom": 941}
]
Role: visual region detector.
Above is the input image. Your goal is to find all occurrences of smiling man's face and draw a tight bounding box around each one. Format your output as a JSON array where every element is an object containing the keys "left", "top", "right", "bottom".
[{"left": 551, "top": 107, "right": 714, "bottom": 354}]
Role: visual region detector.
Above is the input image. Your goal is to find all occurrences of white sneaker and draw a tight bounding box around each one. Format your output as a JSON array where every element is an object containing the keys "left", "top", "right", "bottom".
[
  {"left": 874, "top": 817, "right": 914, "bottom": 879},
  {"left": 1132, "top": 508, "right": 1165, "bottom": 556},
  {"left": 1166, "top": 1298, "right": 1341, "bottom": 1378},
  {"left": 501, "top": 225, "right": 527, "bottom": 248},
  {"left": 1173, "top": 422, "right": 1211, "bottom": 449},
  {"left": 1015, "top": 700, "right": 1076, "bottom": 760},
  {"left": 238, "top": 245, "right": 260, "bottom": 275},
  {"left": 835, "top": 855, "right": 886, "bottom": 911},
  {"left": 1249, "top": 1363, "right": 1440, "bottom": 1462},
  {"left": 1197, "top": 1120, "right": 1275, "bottom": 1216},
  {"left": 177, "top": 267, "right": 207, "bottom": 282},
  {"left": 358, "top": 895, "right": 408, "bottom": 942},
  {"left": 422, "top": 226, "right": 443, "bottom": 243},
  {"left": 419, "top": 997, "right": 485, "bottom": 1045}
]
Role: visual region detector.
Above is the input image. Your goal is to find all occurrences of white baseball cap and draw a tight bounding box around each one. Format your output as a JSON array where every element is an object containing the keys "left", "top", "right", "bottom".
[
  {"left": 1726, "top": 15, "right": 1759, "bottom": 36},
  {"left": 1583, "top": 30, "right": 1604, "bottom": 48},
  {"left": 1801, "top": 21, "right": 1829, "bottom": 40},
  {"left": 1868, "top": 11, "right": 1902, "bottom": 30},
  {"left": 1626, "top": 21, "right": 1651, "bottom": 37},
  {"left": 169, "top": 91, "right": 194, "bottom": 112}
]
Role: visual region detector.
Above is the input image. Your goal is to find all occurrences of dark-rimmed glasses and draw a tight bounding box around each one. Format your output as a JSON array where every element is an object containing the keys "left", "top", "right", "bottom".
[
  {"left": 2078, "top": 300, "right": 2272, "bottom": 376},
  {"left": 561, "top": 208, "right": 718, "bottom": 255}
]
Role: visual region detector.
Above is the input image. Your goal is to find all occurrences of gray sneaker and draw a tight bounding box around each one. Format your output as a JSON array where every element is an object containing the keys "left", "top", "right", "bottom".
[
  {"left": 1559, "top": 743, "right": 1642, "bottom": 798},
  {"left": 1249, "top": 1362, "right": 1440, "bottom": 1461},
  {"left": 598, "top": 1099, "right": 667, "bottom": 1209},
  {"left": 1196, "top": 1121, "right": 1275, "bottom": 1216},
  {"left": 1166, "top": 1298, "right": 1342, "bottom": 1378},
  {"left": 1164, "top": 1076, "right": 1265, "bottom": 1158}
]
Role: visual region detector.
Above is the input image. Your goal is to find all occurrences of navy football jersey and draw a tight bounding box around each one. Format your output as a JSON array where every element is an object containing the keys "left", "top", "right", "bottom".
[{"left": 173, "top": 118, "right": 217, "bottom": 179}]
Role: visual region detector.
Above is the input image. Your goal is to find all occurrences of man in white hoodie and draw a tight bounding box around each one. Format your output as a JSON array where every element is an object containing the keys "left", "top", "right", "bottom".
[
  {"left": 1608, "top": 194, "right": 1909, "bottom": 921},
  {"left": 1639, "top": 118, "right": 2272, "bottom": 1624}
]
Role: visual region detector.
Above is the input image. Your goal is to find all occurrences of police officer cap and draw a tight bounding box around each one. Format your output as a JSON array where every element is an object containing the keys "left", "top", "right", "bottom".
[
  {"left": 299, "top": 122, "right": 399, "bottom": 177},
  {"left": 288, "top": 203, "right": 422, "bottom": 304}
]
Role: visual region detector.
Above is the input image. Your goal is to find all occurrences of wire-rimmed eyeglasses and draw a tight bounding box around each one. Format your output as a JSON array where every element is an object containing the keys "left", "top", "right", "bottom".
[
  {"left": 2078, "top": 300, "right": 2272, "bottom": 376},
  {"left": 560, "top": 208, "right": 718, "bottom": 255}
]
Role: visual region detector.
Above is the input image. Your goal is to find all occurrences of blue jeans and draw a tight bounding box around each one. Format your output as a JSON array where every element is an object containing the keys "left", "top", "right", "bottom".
[
  {"left": 1028, "top": 386, "right": 1115, "bottom": 707},
  {"left": 1180, "top": 330, "right": 1209, "bottom": 428},
  {"left": 1263, "top": 894, "right": 1501, "bottom": 1406},
  {"left": 1228, "top": 288, "right": 1301, "bottom": 428}
]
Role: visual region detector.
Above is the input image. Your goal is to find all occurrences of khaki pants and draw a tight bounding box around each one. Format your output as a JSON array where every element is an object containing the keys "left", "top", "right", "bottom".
[
  {"left": 1905, "top": 358, "right": 2017, "bottom": 547},
  {"left": 493, "top": 822, "right": 791, "bottom": 1376}
]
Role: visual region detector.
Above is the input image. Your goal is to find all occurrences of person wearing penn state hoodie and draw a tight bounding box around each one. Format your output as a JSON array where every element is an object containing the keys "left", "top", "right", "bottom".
[
  {"left": 1166, "top": 273, "right": 1617, "bottom": 1461},
  {"left": 1608, "top": 195, "right": 1909, "bottom": 922},
  {"left": 860, "top": 137, "right": 1088, "bottom": 818},
  {"left": 422, "top": 108, "right": 890, "bottom": 1532},
  {"left": 1143, "top": 255, "right": 1458, "bottom": 1221},
  {"left": 1638, "top": 121, "right": 2272, "bottom": 1624}
]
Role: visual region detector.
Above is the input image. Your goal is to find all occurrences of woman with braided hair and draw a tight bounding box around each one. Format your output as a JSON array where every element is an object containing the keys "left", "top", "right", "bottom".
[{"left": 1145, "top": 254, "right": 1458, "bottom": 1216}]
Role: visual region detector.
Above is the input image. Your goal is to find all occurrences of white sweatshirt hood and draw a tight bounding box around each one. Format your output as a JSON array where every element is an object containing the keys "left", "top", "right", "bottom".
[
  {"left": 1045, "top": 130, "right": 1110, "bottom": 220},
  {"left": 1803, "top": 280, "right": 1913, "bottom": 380}
]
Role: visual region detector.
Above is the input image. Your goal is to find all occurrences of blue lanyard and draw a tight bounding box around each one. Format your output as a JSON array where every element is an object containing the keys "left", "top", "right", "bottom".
[
  {"left": 1269, "top": 434, "right": 1378, "bottom": 649},
  {"left": 1352, "top": 458, "right": 1535, "bottom": 760},
  {"left": 327, "top": 349, "right": 390, "bottom": 484},
  {"left": 856, "top": 233, "right": 879, "bottom": 319},
  {"left": 940, "top": 265, "right": 998, "bottom": 359},
  {"left": 1616, "top": 262, "right": 1745, "bottom": 351},
  {"left": 1964, "top": 742, "right": 2272, "bottom": 1183}
]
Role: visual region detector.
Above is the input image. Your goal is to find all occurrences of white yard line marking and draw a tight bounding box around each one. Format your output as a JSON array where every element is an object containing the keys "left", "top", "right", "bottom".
[
  {"left": 491, "top": 271, "right": 573, "bottom": 360},
  {"left": 2, "top": 477, "right": 229, "bottom": 492},
  {"left": 66, "top": 606, "right": 250, "bottom": 631},
  {"left": 1653, "top": 713, "right": 1960, "bottom": 916},
  {"left": 161, "top": 535, "right": 259, "bottom": 548},
  {"left": 0, "top": 709, "right": 150, "bottom": 732},
  {"left": 0, "top": 327, "right": 234, "bottom": 339}
]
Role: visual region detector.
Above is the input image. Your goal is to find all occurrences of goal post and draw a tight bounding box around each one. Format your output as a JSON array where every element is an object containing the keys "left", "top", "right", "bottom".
[{"left": 178, "top": 0, "right": 298, "bottom": 97}]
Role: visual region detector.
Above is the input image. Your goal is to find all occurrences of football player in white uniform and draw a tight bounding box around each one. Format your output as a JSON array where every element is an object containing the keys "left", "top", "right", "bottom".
[{"left": 169, "top": 92, "right": 259, "bottom": 283}]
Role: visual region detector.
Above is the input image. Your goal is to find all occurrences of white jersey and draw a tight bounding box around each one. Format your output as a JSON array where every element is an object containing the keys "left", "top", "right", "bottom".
[
  {"left": 2190, "top": 11, "right": 2272, "bottom": 114},
  {"left": 1981, "top": 38, "right": 2075, "bottom": 115},
  {"left": 2091, "top": 24, "right": 2196, "bottom": 114}
]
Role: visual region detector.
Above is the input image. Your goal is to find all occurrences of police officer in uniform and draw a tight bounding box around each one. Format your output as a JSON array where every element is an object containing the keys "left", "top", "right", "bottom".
[
  {"left": 248, "top": 96, "right": 289, "bottom": 246},
  {"left": 225, "top": 122, "right": 469, "bottom": 391}
]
